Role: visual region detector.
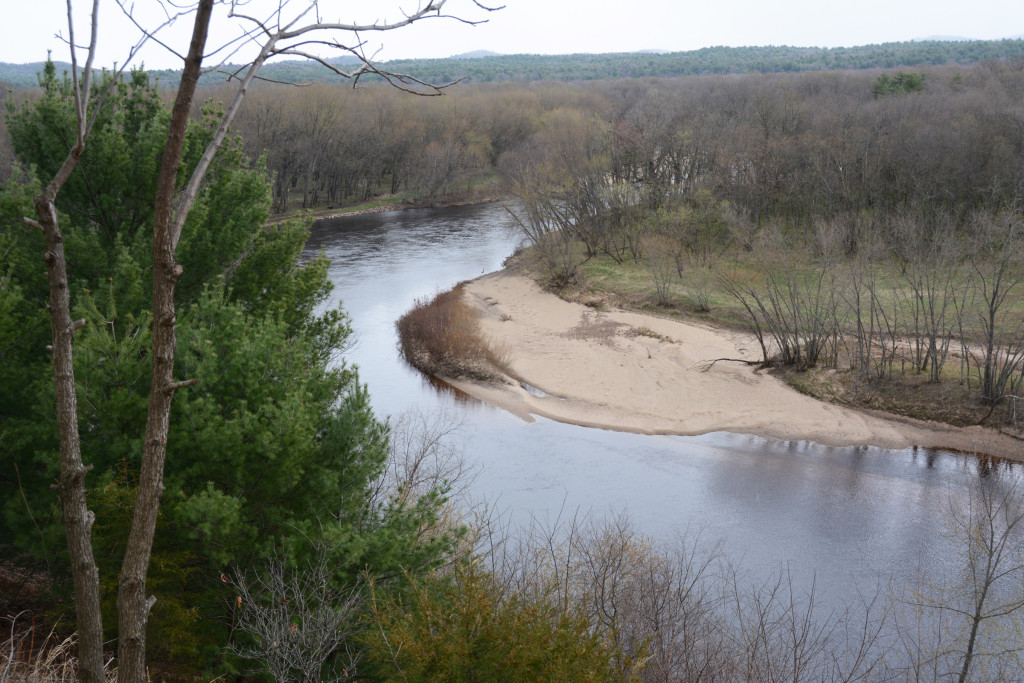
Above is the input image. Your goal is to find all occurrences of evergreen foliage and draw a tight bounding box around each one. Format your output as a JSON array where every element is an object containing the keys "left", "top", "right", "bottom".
[
  {"left": 3, "top": 39, "right": 1023, "bottom": 88},
  {"left": 0, "top": 64, "right": 457, "bottom": 674},
  {"left": 872, "top": 70, "right": 926, "bottom": 97}
]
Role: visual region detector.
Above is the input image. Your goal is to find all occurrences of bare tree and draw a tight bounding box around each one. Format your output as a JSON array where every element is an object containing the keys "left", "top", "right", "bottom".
[
  {"left": 891, "top": 212, "right": 963, "bottom": 383},
  {"left": 719, "top": 225, "right": 842, "bottom": 370},
  {"left": 961, "top": 213, "right": 1024, "bottom": 405},
  {"left": 896, "top": 476, "right": 1024, "bottom": 682},
  {"left": 643, "top": 233, "right": 678, "bottom": 307},
  {"left": 25, "top": 2, "right": 498, "bottom": 680},
  {"left": 500, "top": 107, "right": 610, "bottom": 285},
  {"left": 230, "top": 548, "right": 364, "bottom": 682},
  {"left": 375, "top": 406, "right": 475, "bottom": 509}
]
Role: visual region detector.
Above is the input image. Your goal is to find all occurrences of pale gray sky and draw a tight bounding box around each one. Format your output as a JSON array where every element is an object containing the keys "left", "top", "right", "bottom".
[{"left": 0, "top": 0, "right": 1019, "bottom": 69}]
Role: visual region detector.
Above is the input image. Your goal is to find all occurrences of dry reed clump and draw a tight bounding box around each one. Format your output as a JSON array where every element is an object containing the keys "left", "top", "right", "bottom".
[
  {"left": 1, "top": 623, "right": 117, "bottom": 682},
  {"left": 396, "top": 284, "right": 510, "bottom": 381}
]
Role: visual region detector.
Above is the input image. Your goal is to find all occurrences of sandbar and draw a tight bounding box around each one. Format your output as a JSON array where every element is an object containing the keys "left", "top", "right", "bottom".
[{"left": 448, "top": 271, "right": 1022, "bottom": 460}]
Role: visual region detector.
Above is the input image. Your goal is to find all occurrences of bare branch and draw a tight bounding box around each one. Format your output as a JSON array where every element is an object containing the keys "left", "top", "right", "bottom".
[
  {"left": 164, "top": 378, "right": 198, "bottom": 394},
  {"left": 22, "top": 217, "right": 44, "bottom": 231},
  {"left": 695, "top": 357, "right": 762, "bottom": 372},
  {"left": 114, "top": 0, "right": 200, "bottom": 64}
]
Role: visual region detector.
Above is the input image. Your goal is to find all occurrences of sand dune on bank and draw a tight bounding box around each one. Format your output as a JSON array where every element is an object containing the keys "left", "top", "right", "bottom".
[{"left": 447, "top": 270, "right": 1021, "bottom": 460}]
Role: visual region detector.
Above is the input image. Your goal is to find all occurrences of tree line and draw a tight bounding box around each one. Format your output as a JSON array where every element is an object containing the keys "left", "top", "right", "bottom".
[
  {"left": 4, "top": 59, "right": 1023, "bottom": 220},
  {"left": 4, "top": 38, "right": 1023, "bottom": 88}
]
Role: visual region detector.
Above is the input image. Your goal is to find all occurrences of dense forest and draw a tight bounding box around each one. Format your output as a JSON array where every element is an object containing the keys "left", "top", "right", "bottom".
[
  {"left": 2, "top": 38, "right": 1023, "bottom": 88},
  {"left": 4, "top": 47, "right": 1024, "bottom": 680}
]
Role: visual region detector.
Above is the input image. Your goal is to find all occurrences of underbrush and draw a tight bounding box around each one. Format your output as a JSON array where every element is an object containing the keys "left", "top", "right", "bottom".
[
  {"left": 396, "top": 283, "right": 510, "bottom": 381},
  {"left": 0, "top": 622, "right": 117, "bottom": 682}
]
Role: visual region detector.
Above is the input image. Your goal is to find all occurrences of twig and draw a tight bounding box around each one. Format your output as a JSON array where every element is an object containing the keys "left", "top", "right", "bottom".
[{"left": 695, "top": 357, "right": 763, "bottom": 372}]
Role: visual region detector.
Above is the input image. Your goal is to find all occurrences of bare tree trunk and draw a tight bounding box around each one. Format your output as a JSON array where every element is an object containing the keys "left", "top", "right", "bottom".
[
  {"left": 116, "top": 3, "right": 212, "bottom": 679},
  {"left": 35, "top": 194, "right": 106, "bottom": 683},
  {"left": 28, "top": 2, "right": 105, "bottom": 679}
]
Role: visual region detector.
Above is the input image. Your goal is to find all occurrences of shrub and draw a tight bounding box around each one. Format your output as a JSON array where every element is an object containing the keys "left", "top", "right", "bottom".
[
  {"left": 396, "top": 284, "right": 509, "bottom": 380},
  {"left": 361, "top": 563, "right": 624, "bottom": 682}
]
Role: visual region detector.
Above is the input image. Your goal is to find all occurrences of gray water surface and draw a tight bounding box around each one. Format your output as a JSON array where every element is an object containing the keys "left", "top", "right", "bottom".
[{"left": 305, "top": 201, "right": 1018, "bottom": 607}]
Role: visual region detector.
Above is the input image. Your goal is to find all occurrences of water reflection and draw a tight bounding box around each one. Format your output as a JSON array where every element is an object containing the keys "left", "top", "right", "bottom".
[
  {"left": 305, "top": 202, "right": 1015, "bottom": 609},
  {"left": 425, "top": 375, "right": 484, "bottom": 405}
]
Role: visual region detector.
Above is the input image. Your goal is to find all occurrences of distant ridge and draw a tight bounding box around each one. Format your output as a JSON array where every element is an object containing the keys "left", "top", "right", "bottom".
[
  {"left": 3, "top": 39, "right": 1023, "bottom": 88},
  {"left": 451, "top": 50, "right": 502, "bottom": 59}
]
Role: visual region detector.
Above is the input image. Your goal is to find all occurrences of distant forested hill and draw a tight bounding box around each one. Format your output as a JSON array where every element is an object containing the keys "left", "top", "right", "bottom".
[{"left": 3, "top": 39, "right": 1023, "bottom": 88}]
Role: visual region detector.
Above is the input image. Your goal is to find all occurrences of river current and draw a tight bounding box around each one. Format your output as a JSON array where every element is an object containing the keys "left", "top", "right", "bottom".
[{"left": 304, "top": 201, "right": 1014, "bottom": 608}]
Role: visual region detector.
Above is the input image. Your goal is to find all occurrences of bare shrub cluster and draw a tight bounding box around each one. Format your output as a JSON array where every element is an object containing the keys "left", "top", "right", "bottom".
[
  {"left": 396, "top": 284, "right": 510, "bottom": 380},
  {"left": 694, "top": 210, "right": 1024, "bottom": 425},
  {"left": 471, "top": 475, "right": 1024, "bottom": 683},
  {"left": 479, "top": 512, "right": 889, "bottom": 682}
]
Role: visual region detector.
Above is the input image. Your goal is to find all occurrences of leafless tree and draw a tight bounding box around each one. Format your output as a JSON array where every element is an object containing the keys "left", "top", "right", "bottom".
[
  {"left": 372, "top": 406, "right": 476, "bottom": 512},
  {"left": 23, "top": 3, "right": 152, "bottom": 678},
  {"left": 25, "top": 2, "right": 498, "bottom": 681},
  {"left": 720, "top": 225, "right": 842, "bottom": 370},
  {"left": 643, "top": 233, "right": 678, "bottom": 307},
  {"left": 501, "top": 107, "right": 610, "bottom": 284},
  {"left": 961, "top": 213, "right": 1024, "bottom": 405},
  {"left": 474, "top": 508, "right": 899, "bottom": 683},
  {"left": 894, "top": 475, "right": 1024, "bottom": 682},
  {"left": 891, "top": 212, "right": 963, "bottom": 383},
  {"left": 230, "top": 548, "right": 364, "bottom": 682}
]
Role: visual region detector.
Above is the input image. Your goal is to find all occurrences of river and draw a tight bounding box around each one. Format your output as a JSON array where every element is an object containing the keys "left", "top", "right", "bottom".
[{"left": 304, "top": 201, "right": 1015, "bottom": 608}]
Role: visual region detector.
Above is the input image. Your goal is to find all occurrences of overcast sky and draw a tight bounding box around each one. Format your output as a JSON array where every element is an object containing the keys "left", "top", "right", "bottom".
[{"left": 0, "top": 0, "right": 1019, "bottom": 70}]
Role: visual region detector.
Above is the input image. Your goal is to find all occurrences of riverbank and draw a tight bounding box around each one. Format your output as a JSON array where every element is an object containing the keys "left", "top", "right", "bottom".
[
  {"left": 448, "top": 270, "right": 1022, "bottom": 460},
  {"left": 270, "top": 189, "right": 508, "bottom": 224}
]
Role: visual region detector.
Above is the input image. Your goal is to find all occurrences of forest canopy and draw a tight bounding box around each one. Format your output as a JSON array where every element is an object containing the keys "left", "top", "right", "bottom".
[{"left": 1, "top": 38, "right": 1023, "bottom": 88}]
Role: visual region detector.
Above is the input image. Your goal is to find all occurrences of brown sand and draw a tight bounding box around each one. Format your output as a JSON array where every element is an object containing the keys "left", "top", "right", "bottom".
[{"left": 448, "top": 271, "right": 1023, "bottom": 460}]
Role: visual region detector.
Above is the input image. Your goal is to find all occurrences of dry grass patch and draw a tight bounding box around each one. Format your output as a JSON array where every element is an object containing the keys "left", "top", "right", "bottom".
[
  {"left": 397, "top": 284, "right": 511, "bottom": 381},
  {"left": 561, "top": 311, "right": 630, "bottom": 347},
  {"left": 1, "top": 624, "right": 118, "bottom": 682},
  {"left": 630, "top": 326, "right": 676, "bottom": 343}
]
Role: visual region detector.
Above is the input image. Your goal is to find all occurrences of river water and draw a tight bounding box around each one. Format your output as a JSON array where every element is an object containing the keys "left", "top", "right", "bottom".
[{"left": 305, "top": 201, "right": 1016, "bottom": 607}]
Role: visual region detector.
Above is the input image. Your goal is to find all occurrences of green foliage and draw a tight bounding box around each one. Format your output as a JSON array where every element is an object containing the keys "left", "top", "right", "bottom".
[
  {"left": 8, "top": 39, "right": 1023, "bottom": 90},
  {"left": 124, "top": 39, "right": 1024, "bottom": 86},
  {"left": 90, "top": 466, "right": 202, "bottom": 667},
  {"left": 872, "top": 71, "right": 926, "bottom": 98},
  {"left": 361, "top": 563, "right": 626, "bottom": 682},
  {"left": 5, "top": 64, "right": 272, "bottom": 308},
  {"left": 7, "top": 64, "right": 167, "bottom": 257},
  {"left": 0, "top": 62, "right": 458, "bottom": 675},
  {"left": 0, "top": 171, "right": 57, "bottom": 561}
]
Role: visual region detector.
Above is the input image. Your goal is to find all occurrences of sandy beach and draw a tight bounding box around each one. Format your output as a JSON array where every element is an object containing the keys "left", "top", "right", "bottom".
[{"left": 448, "top": 270, "right": 1022, "bottom": 460}]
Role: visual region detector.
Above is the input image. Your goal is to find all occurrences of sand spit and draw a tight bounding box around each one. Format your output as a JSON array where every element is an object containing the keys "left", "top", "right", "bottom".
[{"left": 447, "top": 271, "right": 1022, "bottom": 460}]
